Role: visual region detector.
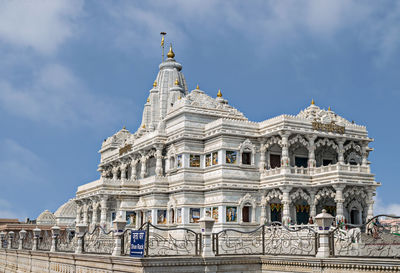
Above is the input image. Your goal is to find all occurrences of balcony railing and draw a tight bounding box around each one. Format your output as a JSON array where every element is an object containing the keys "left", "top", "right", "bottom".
[{"left": 263, "top": 163, "right": 370, "bottom": 177}]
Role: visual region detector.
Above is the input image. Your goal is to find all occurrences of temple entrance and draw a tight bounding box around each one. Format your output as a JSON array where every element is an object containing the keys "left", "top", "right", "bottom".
[
  {"left": 270, "top": 203, "right": 282, "bottom": 222},
  {"left": 295, "top": 204, "right": 310, "bottom": 224},
  {"left": 350, "top": 210, "right": 360, "bottom": 225}
]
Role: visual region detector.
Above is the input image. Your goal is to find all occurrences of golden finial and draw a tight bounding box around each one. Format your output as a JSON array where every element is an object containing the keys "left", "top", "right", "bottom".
[
  {"left": 328, "top": 106, "right": 331, "bottom": 111},
  {"left": 311, "top": 99, "right": 315, "bottom": 105},
  {"left": 217, "top": 89, "right": 222, "bottom": 98},
  {"left": 167, "top": 44, "right": 175, "bottom": 58},
  {"left": 178, "top": 95, "right": 181, "bottom": 100},
  {"left": 142, "top": 124, "right": 146, "bottom": 129},
  {"left": 153, "top": 81, "right": 157, "bottom": 87},
  {"left": 123, "top": 125, "right": 126, "bottom": 129},
  {"left": 174, "top": 78, "right": 179, "bottom": 85},
  {"left": 147, "top": 97, "right": 150, "bottom": 103},
  {"left": 196, "top": 84, "right": 199, "bottom": 90}
]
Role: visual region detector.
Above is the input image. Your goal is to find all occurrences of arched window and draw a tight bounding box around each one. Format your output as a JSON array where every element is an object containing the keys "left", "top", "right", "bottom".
[{"left": 239, "top": 139, "right": 256, "bottom": 166}]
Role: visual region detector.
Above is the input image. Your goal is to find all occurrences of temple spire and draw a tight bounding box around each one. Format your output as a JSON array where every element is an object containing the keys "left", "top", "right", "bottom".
[
  {"left": 217, "top": 89, "right": 222, "bottom": 97},
  {"left": 311, "top": 98, "right": 315, "bottom": 105}
]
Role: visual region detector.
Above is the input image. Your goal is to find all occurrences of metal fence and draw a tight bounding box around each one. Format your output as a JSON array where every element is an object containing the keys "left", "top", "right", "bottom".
[
  {"left": 329, "top": 214, "right": 400, "bottom": 258},
  {"left": 2, "top": 215, "right": 400, "bottom": 259},
  {"left": 83, "top": 226, "right": 115, "bottom": 255},
  {"left": 212, "top": 222, "right": 318, "bottom": 256},
  {"left": 138, "top": 222, "right": 202, "bottom": 257}
]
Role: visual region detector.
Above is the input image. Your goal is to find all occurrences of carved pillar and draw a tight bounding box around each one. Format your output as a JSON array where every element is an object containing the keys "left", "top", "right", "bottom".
[
  {"left": 120, "top": 163, "right": 127, "bottom": 181},
  {"left": 131, "top": 159, "right": 137, "bottom": 180},
  {"left": 260, "top": 202, "right": 266, "bottom": 224},
  {"left": 280, "top": 132, "right": 290, "bottom": 169},
  {"left": 337, "top": 138, "right": 345, "bottom": 164},
  {"left": 82, "top": 201, "right": 89, "bottom": 225},
  {"left": 281, "top": 187, "right": 292, "bottom": 225},
  {"left": 367, "top": 189, "right": 375, "bottom": 221},
  {"left": 92, "top": 202, "right": 98, "bottom": 226},
  {"left": 307, "top": 135, "right": 317, "bottom": 168},
  {"left": 155, "top": 145, "right": 164, "bottom": 176},
  {"left": 141, "top": 153, "right": 147, "bottom": 178},
  {"left": 361, "top": 141, "right": 369, "bottom": 166},
  {"left": 259, "top": 145, "right": 266, "bottom": 172},
  {"left": 112, "top": 166, "right": 118, "bottom": 181},
  {"left": 309, "top": 189, "right": 317, "bottom": 220},
  {"left": 334, "top": 185, "right": 345, "bottom": 223},
  {"left": 100, "top": 196, "right": 108, "bottom": 228}
]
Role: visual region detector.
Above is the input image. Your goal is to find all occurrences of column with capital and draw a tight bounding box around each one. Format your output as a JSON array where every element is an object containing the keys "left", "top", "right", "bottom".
[
  {"left": 337, "top": 138, "right": 345, "bottom": 164},
  {"left": 309, "top": 189, "right": 317, "bottom": 220},
  {"left": 366, "top": 188, "right": 375, "bottom": 221},
  {"left": 334, "top": 184, "right": 346, "bottom": 223},
  {"left": 82, "top": 201, "right": 89, "bottom": 225},
  {"left": 307, "top": 135, "right": 317, "bottom": 169},
  {"left": 260, "top": 195, "right": 266, "bottom": 224},
  {"left": 75, "top": 201, "right": 82, "bottom": 224},
  {"left": 280, "top": 132, "right": 290, "bottom": 172},
  {"left": 92, "top": 202, "right": 99, "bottom": 227},
  {"left": 155, "top": 144, "right": 164, "bottom": 176},
  {"left": 112, "top": 166, "right": 118, "bottom": 181},
  {"left": 281, "top": 187, "right": 292, "bottom": 225},
  {"left": 141, "top": 153, "right": 147, "bottom": 178},
  {"left": 130, "top": 159, "right": 137, "bottom": 180},
  {"left": 120, "top": 163, "right": 127, "bottom": 181},
  {"left": 100, "top": 196, "right": 108, "bottom": 228},
  {"left": 259, "top": 145, "right": 266, "bottom": 173}
]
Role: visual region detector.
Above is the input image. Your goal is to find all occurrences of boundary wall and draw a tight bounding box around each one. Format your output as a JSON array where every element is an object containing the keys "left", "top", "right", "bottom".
[{"left": 1, "top": 249, "right": 399, "bottom": 273}]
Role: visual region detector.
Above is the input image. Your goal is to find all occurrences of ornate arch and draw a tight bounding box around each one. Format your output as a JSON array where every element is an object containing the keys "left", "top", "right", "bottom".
[
  {"left": 238, "top": 193, "right": 257, "bottom": 208},
  {"left": 347, "top": 199, "right": 363, "bottom": 211},
  {"left": 315, "top": 138, "right": 339, "bottom": 152},
  {"left": 265, "top": 189, "right": 283, "bottom": 202},
  {"left": 343, "top": 187, "right": 367, "bottom": 206},
  {"left": 262, "top": 136, "right": 282, "bottom": 152},
  {"left": 239, "top": 139, "right": 256, "bottom": 154},
  {"left": 315, "top": 187, "right": 335, "bottom": 204},
  {"left": 289, "top": 134, "right": 309, "bottom": 148},
  {"left": 239, "top": 139, "right": 256, "bottom": 165},
  {"left": 290, "top": 188, "right": 311, "bottom": 204},
  {"left": 344, "top": 141, "right": 362, "bottom": 152}
]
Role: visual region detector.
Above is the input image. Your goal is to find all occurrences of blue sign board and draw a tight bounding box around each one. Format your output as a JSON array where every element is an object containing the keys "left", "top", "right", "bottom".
[{"left": 130, "top": 230, "right": 146, "bottom": 257}]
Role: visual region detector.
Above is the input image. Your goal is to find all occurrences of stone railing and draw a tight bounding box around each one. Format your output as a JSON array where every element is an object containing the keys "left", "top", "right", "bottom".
[{"left": 262, "top": 163, "right": 370, "bottom": 177}]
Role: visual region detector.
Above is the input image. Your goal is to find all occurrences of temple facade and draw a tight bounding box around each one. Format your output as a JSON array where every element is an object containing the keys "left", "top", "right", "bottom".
[{"left": 61, "top": 46, "right": 379, "bottom": 231}]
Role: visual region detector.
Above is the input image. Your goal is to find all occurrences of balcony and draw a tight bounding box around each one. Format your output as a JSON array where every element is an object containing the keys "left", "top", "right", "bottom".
[{"left": 260, "top": 163, "right": 373, "bottom": 187}]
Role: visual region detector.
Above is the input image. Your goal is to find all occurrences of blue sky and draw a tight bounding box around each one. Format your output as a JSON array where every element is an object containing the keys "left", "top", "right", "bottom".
[{"left": 0, "top": 0, "right": 399, "bottom": 220}]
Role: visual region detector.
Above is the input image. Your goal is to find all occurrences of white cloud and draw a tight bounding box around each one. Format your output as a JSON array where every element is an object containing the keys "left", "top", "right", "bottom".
[
  {"left": 0, "top": 63, "right": 123, "bottom": 127},
  {"left": 102, "top": 0, "right": 400, "bottom": 62},
  {"left": 0, "top": 0, "right": 83, "bottom": 54},
  {"left": 374, "top": 194, "right": 400, "bottom": 216}
]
